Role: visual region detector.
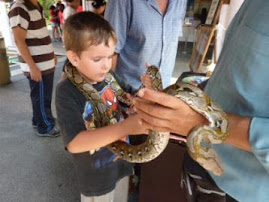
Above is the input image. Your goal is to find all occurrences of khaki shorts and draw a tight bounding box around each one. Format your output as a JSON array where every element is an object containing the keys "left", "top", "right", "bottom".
[{"left": 80, "top": 176, "right": 129, "bottom": 202}]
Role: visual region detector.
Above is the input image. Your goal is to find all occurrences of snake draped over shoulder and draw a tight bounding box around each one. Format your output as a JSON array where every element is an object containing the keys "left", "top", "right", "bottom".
[{"left": 66, "top": 64, "right": 229, "bottom": 176}]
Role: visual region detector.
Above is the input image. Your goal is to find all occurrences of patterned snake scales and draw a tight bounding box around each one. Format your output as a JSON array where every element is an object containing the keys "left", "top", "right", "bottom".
[{"left": 66, "top": 64, "right": 229, "bottom": 176}]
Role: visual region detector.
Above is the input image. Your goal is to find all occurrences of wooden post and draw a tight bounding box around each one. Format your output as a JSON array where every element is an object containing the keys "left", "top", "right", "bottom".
[
  {"left": 189, "top": 25, "right": 216, "bottom": 73},
  {"left": 0, "top": 37, "right": 11, "bottom": 85}
]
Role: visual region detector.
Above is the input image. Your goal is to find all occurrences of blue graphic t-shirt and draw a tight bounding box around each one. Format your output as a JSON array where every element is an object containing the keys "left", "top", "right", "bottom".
[
  {"left": 82, "top": 85, "right": 126, "bottom": 168},
  {"left": 56, "top": 71, "right": 136, "bottom": 196}
]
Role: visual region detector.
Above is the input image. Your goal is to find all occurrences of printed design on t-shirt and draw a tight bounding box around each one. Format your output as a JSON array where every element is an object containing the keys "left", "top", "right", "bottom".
[
  {"left": 83, "top": 103, "right": 96, "bottom": 131},
  {"left": 100, "top": 86, "right": 119, "bottom": 124},
  {"left": 82, "top": 85, "right": 123, "bottom": 167}
]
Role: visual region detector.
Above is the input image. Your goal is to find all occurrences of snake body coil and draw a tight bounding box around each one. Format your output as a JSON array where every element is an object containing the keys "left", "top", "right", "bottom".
[{"left": 66, "top": 64, "right": 229, "bottom": 176}]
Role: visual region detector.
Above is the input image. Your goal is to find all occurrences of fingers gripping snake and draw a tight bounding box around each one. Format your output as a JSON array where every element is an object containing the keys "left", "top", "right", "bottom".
[{"left": 66, "top": 64, "right": 229, "bottom": 176}]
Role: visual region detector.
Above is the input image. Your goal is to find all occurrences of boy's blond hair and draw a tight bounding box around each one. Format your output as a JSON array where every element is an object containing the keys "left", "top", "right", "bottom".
[{"left": 63, "top": 12, "right": 117, "bottom": 57}]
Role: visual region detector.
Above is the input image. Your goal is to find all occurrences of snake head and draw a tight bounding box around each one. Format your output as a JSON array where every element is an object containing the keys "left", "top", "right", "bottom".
[{"left": 144, "top": 65, "right": 163, "bottom": 91}]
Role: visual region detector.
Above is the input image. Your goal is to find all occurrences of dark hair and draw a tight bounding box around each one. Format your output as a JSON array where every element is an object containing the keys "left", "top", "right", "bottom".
[
  {"left": 64, "top": 12, "right": 117, "bottom": 57},
  {"left": 49, "top": 5, "right": 56, "bottom": 10},
  {"left": 56, "top": 2, "right": 64, "bottom": 8},
  {"left": 92, "top": 0, "right": 106, "bottom": 9},
  {"left": 58, "top": 3, "right": 65, "bottom": 10}
]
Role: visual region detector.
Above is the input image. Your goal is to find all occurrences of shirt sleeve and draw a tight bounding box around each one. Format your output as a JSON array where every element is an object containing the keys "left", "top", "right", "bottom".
[
  {"left": 249, "top": 118, "right": 269, "bottom": 173},
  {"left": 8, "top": 5, "right": 30, "bottom": 30},
  {"left": 56, "top": 82, "right": 86, "bottom": 147},
  {"left": 242, "top": 6, "right": 269, "bottom": 173},
  {"left": 104, "top": 0, "right": 130, "bottom": 53}
]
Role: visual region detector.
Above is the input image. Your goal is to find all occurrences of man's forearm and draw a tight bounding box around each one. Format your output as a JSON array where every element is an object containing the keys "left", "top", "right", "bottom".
[
  {"left": 133, "top": 88, "right": 252, "bottom": 152},
  {"left": 224, "top": 114, "right": 251, "bottom": 152}
]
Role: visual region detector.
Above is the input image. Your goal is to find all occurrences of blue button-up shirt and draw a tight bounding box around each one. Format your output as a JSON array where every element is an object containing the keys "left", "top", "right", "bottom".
[
  {"left": 205, "top": 0, "right": 269, "bottom": 201},
  {"left": 105, "top": 0, "right": 186, "bottom": 88}
]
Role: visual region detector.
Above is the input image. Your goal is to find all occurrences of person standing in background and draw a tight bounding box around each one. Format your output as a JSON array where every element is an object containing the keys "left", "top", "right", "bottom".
[
  {"left": 105, "top": 1, "right": 187, "bottom": 199},
  {"left": 105, "top": 0, "right": 187, "bottom": 89},
  {"left": 92, "top": 0, "right": 106, "bottom": 16},
  {"left": 63, "top": 0, "right": 80, "bottom": 23},
  {"left": 8, "top": 0, "right": 60, "bottom": 137},
  {"left": 49, "top": 5, "right": 60, "bottom": 41},
  {"left": 76, "top": 0, "right": 83, "bottom": 12},
  {"left": 57, "top": 3, "right": 65, "bottom": 34}
]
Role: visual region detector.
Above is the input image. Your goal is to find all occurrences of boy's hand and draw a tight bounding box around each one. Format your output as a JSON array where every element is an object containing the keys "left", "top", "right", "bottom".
[
  {"left": 125, "top": 106, "right": 136, "bottom": 115},
  {"left": 121, "top": 114, "right": 149, "bottom": 136},
  {"left": 124, "top": 93, "right": 137, "bottom": 115}
]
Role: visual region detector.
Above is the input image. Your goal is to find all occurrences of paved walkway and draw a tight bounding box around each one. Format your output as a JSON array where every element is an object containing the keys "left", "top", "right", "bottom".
[
  {"left": 0, "top": 40, "right": 191, "bottom": 202},
  {"left": 0, "top": 41, "right": 80, "bottom": 201}
]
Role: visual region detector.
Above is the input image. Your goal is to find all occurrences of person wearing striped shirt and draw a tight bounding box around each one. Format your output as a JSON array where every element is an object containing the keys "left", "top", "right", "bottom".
[{"left": 8, "top": 0, "right": 60, "bottom": 137}]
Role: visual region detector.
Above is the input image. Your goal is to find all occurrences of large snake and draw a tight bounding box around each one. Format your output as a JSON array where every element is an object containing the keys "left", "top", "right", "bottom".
[{"left": 65, "top": 64, "right": 229, "bottom": 176}]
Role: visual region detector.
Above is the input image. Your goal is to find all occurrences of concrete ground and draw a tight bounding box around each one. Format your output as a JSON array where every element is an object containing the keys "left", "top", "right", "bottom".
[{"left": 0, "top": 41, "right": 191, "bottom": 202}]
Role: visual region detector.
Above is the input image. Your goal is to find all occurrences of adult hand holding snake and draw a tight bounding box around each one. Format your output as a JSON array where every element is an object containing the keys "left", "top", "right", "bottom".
[
  {"left": 134, "top": 88, "right": 251, "bottom": 152},
  {"left": 133, "top": 88, "right": 207, "bottom": 137},
  {"left": 133, "top": 87, "right": 252, "bottom": 176}
]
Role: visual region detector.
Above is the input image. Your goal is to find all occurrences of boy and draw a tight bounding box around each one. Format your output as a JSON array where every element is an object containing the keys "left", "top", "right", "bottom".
[{"left": 55, "top": 12, "right": 148, "bottom": 202}]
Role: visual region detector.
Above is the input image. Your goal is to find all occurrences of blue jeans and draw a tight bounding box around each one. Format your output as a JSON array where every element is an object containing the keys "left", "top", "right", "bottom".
[{"left": 27, "top": 71, "right": 55, "bottom": 134}]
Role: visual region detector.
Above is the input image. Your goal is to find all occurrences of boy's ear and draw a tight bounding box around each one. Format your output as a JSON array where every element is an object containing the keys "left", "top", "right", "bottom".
[{"left": 66, "top": 50, "right": 80, "bottom": 67}]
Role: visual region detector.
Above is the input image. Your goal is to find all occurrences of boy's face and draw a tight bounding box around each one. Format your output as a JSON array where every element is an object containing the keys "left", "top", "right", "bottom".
[{"left": 68, "top": 38, "right": 116, "bottom": 84}]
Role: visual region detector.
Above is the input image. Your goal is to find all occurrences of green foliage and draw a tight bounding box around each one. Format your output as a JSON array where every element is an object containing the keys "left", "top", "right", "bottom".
[{"left": 39, "top": 0, "right": 56, "bottom": 21}]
